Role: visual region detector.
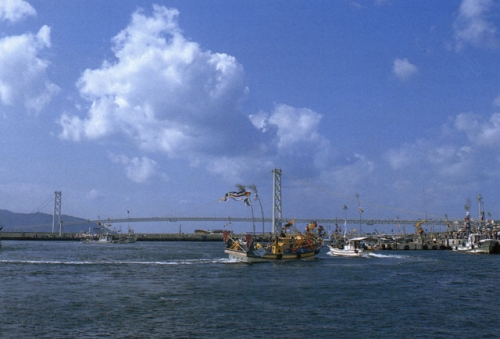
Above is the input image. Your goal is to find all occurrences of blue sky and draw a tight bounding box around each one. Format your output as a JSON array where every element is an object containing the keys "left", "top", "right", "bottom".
[{"left": 1, "top": 0, "right": 500, "bottom": 233}]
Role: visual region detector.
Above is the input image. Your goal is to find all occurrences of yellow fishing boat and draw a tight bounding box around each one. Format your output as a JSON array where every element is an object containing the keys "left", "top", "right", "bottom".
[
  {"left": 221, "top": 169, "right": 324, "bottom": 263},
  {"left": 224, "top": 222, "right": 324, "bottom": 263}
]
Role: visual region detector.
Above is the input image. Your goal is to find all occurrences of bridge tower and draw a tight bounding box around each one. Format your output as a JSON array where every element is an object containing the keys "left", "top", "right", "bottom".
[
  {"left": 52, "top": 191, "right": 62, "bottom": 235},
  {"left": 272, "top": 168, "right": 282, "bottom": 235}
]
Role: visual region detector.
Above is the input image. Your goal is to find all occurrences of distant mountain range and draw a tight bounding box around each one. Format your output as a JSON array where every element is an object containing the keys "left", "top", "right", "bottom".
[{"left": 0, "top": 209, "right": 97, "bottom": 233}]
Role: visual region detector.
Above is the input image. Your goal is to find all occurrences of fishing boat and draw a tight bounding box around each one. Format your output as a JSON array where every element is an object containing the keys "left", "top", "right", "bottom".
[
  {"left": 224, "top": 223, "right": 324, "bottom": 263},
  {"left": 221, "top": 169, "right": 324, "bottom": 263},
  {"left": 113, "top": 228, "right": 137, "bottom": 244},
  {"left": 81, "top": 222, "right": 114, "bottom": 244},
  {"left": 96, "top": 233, "right": 113, "bottom": 243},
  {"left": 452, "top": 196, "right": 500, "bottom": 254},
  {"left": 327, "top": 236, "right": 376, "bottom": 257},
  {"left": 452, "top": 233, "right": 500, "bottom": 254},
  {"left": 81, "top": 232, "right": 113, "bottom": 244}
]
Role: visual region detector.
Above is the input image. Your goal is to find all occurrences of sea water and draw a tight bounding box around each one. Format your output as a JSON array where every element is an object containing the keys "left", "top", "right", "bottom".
[{"left": 0, "top": 240, "right": 499, "bottom": 338}]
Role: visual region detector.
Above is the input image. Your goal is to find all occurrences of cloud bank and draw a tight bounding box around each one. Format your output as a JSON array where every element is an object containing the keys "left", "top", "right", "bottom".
[{"left": 58, "top": 5, "right": 331, "bottom": 183}]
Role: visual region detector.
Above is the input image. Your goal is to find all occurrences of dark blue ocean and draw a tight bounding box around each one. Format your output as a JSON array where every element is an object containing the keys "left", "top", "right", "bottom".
[{"left": 0, "top": 240, "right": 499, "bottom": 339}]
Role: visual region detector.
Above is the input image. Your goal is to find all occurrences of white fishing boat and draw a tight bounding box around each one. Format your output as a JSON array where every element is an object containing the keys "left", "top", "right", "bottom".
[
  {"left": 81, "top": 232, "right": 113, "bottom": 244},
  {"left": 452, "top": 196, "right": 500, "bottom": 254},
  {"left": 452, "top": 233, "right": 499, "bottom": 254},
  {"left": 96, "top": 233, "right": 114, "bottom": 243},
  {"left": 327, "top": 236, "right": 376, "bottom": 257},
  {"left": 81, "top": 222, "right": 114, "bottom": 244}
]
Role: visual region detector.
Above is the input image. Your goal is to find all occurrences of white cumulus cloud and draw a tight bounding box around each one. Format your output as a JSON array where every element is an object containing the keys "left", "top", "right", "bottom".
[
  {"left": 250, "top": 104, "right": 326, "bottom": 151},
  {"left": 110, "top": 154, "right": 158, "bottom": 183},
  {"left": 59, "top": 5, "right": 249, "bottom": 159},
  {"left": 249, "top": 103, "right": 333, "bottom": 173},
  {"left": 0, "top": 0, "right": 36, "bottom": 23},
  {"left": 392, "top": 58, "right": 418, "bottom": 80},
  {"left": 454, "top": 112, "right": 500, "bottom": 146},
  {"left": 453, "top": 0, "right": 498, "bottom": 50},
  {"left": 0, "top": 25, "right": 59, "bottom": 114}
]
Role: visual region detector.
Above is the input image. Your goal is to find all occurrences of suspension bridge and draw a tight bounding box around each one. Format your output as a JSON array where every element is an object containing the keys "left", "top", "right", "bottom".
[
  {"left": 84, "top": 216, "right": 450, "bottom": 227},
  {"left": 24, "top": 169, "right": 482, "bottom": 235}
]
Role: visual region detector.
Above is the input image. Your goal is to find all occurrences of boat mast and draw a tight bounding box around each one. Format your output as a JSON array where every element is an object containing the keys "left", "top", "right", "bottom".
[
  {"left": 272, "top": 168, "right": 283, "bottom": 236},
  {"left": 248, "top": 184, "right": 265, "bottom": 236},
  {"left": 477, "top": 194, "right": 482, "bottom": 231}
]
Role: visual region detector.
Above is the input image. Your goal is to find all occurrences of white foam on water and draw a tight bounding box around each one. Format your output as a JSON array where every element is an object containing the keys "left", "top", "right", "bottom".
[
  {"left": 0, "top": 258, "right": 228, "bottom": 266},
  {"left": 367, "top": 252, "right": 410, "bottom": 259}
]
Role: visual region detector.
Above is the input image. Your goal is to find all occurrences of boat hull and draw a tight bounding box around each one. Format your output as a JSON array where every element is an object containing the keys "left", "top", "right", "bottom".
[
  {"left": 225, "top": 248, "right": 319, "bottom": 263},
  {"left": 113, "top": 237, "right": 137, "bottom": 244},
  {"left": 327, "top": 237, "right": 376, "bottom": 257},
  {"left": 327, "top": 245, "right": 372, "bottom": 257},
  {"left": 81, "top": 235, "right": 113, "bottom": 244}
]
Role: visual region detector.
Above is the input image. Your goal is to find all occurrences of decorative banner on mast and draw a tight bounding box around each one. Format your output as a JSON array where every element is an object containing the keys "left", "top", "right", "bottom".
[{"left": 220, "top": 189, "right": 251, "bottom": 206}]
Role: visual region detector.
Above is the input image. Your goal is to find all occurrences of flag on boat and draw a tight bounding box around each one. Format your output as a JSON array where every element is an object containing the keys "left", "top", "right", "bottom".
[
  {"left": 220, "top": 189, "right": 252, "bottom": 206},
  {"left": 358, "top": 206, "right": 364, "bottom": 213}
]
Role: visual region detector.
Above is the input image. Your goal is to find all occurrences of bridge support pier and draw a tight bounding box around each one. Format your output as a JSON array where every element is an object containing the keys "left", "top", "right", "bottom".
[{"left": 52, "top": 191, "right": 62, "bottom": 235}]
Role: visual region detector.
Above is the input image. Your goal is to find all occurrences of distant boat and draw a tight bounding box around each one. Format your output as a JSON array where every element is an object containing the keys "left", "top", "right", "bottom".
[
  {"left": 113, "top": 229, "right": 137, "bottom": 244},
  {"left": 327, "top": 236, "right": 377, "bottom": 257},
  {"left": 81, "top": 222, "right": 114, "bottom": 244},
  {"left": 451, "top": 197, "right": 500, "bottom": 254},
  {"left": 81, "top": 232, "right": 113, "bottom": 244}
]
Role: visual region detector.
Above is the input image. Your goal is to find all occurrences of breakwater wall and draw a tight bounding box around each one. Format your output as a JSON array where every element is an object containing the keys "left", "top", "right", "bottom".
[{"left": 0, "top": 231, "right": 227, "bottom": 242}]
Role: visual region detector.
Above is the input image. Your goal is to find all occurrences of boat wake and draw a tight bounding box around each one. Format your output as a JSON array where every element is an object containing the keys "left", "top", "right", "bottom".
[
  {"left": 325, "top": 251, "right": 373, "bottom": 258},
  {"left": 367, "top": 253, "right": 410, "bottom": 259},
  {"left": 0, "top": 258, "right": 228, "bottom": 266},
  {"left": 220, "top": 258, "right": 244, "bottom": 264}
]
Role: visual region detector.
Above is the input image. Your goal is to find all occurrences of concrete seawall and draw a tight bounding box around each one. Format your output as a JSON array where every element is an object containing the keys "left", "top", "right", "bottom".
[{"left": 0, "top": 231, "right": 227, "bottom": 242}]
